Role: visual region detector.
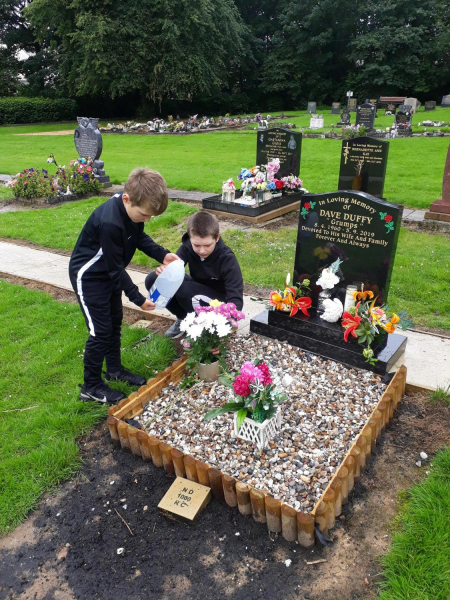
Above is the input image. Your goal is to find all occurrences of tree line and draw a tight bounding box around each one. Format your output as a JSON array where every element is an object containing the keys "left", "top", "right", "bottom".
[{"left": 1, "top": 0, "right": 449, "bottom": 116}]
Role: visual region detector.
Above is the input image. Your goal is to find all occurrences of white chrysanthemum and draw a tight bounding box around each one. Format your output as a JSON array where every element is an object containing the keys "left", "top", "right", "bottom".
[
  {"left": 180, "top": 311, "right": 196, "bottom": 331},
  {"left": 187, "top": 323, "right": 204, "bottom": 341},
  {"left": 316, "top": 268, "right": 339, "bottom": 290},
  {"left": 216, "top": 322, "right": 232, "bottom": 338}
]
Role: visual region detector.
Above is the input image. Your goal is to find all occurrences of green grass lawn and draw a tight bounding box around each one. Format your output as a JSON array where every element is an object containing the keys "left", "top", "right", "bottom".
[
  {"left": 0, "top": 280, "right": 176, "bottom": 534},
  {"left": 0, "top": 121, "right": 448, "bottom": 209},
  {"left": 379, "top": 446, "right": 450, "bottom": 600},
  {"left": 0, "top": 197, "right": 448, "bottom": 329}
]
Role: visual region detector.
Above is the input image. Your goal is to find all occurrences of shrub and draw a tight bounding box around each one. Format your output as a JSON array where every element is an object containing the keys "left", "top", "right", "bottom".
[{"left": 0, "top": 97, "right": 78, "bottom": 124}]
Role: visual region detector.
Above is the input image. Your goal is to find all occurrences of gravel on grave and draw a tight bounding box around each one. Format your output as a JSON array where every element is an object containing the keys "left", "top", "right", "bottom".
[{"left": 137, "top": 334, "right": 386, "bottom": 512}]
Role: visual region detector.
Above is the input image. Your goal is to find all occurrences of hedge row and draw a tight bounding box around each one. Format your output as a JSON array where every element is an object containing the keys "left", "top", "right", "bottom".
[{"left": 0, "top": 97, "right": 78, "bottom": 125}]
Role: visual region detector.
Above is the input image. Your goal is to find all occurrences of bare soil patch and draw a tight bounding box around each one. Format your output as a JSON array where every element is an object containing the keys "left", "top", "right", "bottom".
[{"left": 0, "top": 391, "right": 448, "bottom": 600}]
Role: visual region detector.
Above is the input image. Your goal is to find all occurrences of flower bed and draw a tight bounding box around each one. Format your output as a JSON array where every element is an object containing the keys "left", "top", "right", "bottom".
[{"left": 107, "top": 335, "right": 407, "bottom": 544}]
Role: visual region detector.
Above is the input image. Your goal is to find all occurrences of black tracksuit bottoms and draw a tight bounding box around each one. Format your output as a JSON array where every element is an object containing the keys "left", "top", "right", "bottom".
[
  {"left": 70, "top": 275, "right": 123, "bottom": 388},
  {"left": 145, "top": 272, "right": 226, "bottom": 320}
]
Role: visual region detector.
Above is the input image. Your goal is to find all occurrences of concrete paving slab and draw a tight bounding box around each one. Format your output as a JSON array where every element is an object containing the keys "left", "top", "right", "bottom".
[{"left": 1, "top": 240, "right": 449, "bottom": 390}]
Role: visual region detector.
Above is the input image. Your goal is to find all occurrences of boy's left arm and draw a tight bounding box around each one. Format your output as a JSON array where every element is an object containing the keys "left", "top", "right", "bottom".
[
  {"left": 136, "top": 231, "right": 178, "bottom": 265},
  {"left": 221, "top": 254, "right": 244, "bottom": 310}
]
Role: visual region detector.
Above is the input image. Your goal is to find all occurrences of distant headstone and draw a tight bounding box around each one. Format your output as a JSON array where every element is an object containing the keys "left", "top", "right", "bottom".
[
  {"left": 369, "top": 98, "right": 377, "bottom": 106},
  {"left": 310, "top": 114, "right": 324, "bottom": 129},
  {"left": 294, "top": 191, "right": 403, "bottom": 305},
  {"left": 395, "top": 108, "right": 412, "bottom": 131},
  {"left": 427, "top": 144, "right": 450, "bottom": 217},
  {"left": 356, "top": 100, "right": 376, "bottom": 130},
  {"left": 441, "top": 93, "right": 450, "bottom": 108},
  {"left": 385, "top": 103, "right": 397, "bottom": 115},
  {"left": 425, "top": 101, "right": 436, "bottom": 111},
  {"left": 256, "top": 127, "right": 302, "bottom": 177},
  {"left": 307, "top": 102, "right": 317, "bottom": 114},
  {"left": 331, "top": 102, "right": 341, "bottom": 114},
  {"left": 338, "top": 136, "right": 389, "bottom": 198},
  {"left": 74, "top": 117, "right": 111, "bottom": 187},
  {"left": 158, "top": 477, "right": 211, "bottom": 522},
  {"left": 348, "top": 98, "right": 357, "bottom": 112},
  {"left": 337, "top": 109, "right": 351, "bottom": 127},
  {"left": 404, "top": 98, "right": 420, "bottom": 113},
  {"left": 398, "top": 104, "right": 412, "bottom": 114}
]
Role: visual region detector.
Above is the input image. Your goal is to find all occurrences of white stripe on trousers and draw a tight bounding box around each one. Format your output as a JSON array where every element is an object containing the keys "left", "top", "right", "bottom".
[{"left": 76, "top": 248, "right": 103, "bottom": 336}]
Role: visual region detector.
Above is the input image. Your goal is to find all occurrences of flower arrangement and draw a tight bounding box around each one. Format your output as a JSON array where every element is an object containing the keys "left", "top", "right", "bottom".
[
  {"left": 342, "top": 289, "right": 412, "bottom": 364},
  {"left": 57, "top": 158, "right": 100, "bottom": 195},
  {"left": 342, "top": 124, "right": 367, "bottom": 139},
  {"left": 205, "top": 359, "right": 285, "bottom": 429},
  {"left": 268, "top": 274, "right": 312, "bottom": 317},
  {"left": 180, "top": 300, "right": 245, "bottom": 369},
  {"left": 237, "top": 158, "right": 304, "bottom": 198},
  {"left": 7, "top": 168, "right": 58, "bottom": 199}
]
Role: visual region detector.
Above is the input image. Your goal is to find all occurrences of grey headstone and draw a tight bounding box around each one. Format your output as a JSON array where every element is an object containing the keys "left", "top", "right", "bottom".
[
  {"left": 424, "top": 101, "right": 436, "bottom": 111},
  {"left": 307, "top": 102, "right": 317, "bottom": 114},
  {"left": 331, "top": 102, "right": 341, "bottom": 114}
]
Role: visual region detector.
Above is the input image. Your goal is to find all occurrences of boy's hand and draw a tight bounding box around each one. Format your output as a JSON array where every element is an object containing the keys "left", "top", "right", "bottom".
[
  {"left": 140, "top": 299, "right": 156, "bottom": 311},
  {"left": 163, "top": 253, "right": 180, "bottom": 266}
]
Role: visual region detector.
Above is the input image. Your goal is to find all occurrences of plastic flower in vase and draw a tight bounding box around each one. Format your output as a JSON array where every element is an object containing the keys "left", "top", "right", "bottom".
[
  {"left": 342, "top": 287, "right": 413, "bottom": 364},
  {"left": 268, "top": 273, "right": 312, "bottom": 317},
  {"left": 205, "top": 359, "right": 285, "bottom": 429}
]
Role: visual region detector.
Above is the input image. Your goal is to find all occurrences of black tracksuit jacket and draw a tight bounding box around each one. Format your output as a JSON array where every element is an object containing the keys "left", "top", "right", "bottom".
[
  {"left": 176, "top": 233, "right": 244, "bottom": 310},
  {"left": 69, "top": 193, "right": 168, "bottom": 306}
]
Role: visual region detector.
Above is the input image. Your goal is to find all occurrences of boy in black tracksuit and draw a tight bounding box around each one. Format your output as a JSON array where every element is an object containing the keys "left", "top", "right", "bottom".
[
  {"left": 145, "top": 211, "right": 244, "bottom": 338},
  {"left": 69, "top": 168, "right": 180, "bottom": 404}
]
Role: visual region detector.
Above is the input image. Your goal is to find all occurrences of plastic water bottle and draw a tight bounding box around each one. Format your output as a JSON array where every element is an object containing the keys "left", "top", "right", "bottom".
[{"left": 149, "top": 259, "right": 185, "bottom": 309}]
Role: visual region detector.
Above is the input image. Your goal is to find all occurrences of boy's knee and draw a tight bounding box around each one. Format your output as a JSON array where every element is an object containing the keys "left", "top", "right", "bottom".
[{"left": 145, "top": 271, "right": 157, "bottom": 291}]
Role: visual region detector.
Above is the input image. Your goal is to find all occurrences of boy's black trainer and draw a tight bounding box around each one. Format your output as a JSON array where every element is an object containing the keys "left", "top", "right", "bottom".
[
  {"left": 79, "top": 382, "right": 125, "bottom": 405},
  {"left": 105, "top": 368, "right": 147, "bottom": 387}
]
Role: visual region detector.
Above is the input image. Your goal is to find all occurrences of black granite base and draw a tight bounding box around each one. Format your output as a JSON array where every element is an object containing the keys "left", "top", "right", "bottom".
[
  {"left": 96, "top": 174, "right": 112, "bottom": 188},
  {"left": 250, "top": 310, "right": 407, "bottom": 374},
  {"left": 202, "top": 190, "right": 303, "bottom": 217}
]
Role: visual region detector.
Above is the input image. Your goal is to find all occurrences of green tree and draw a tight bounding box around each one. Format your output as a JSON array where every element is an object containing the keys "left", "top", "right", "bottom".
[{"left": 26, "top": 0, "right": 247, "bottom": 105}]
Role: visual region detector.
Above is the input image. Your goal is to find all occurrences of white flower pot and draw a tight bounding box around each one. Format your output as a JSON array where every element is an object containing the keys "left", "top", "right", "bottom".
[{"left": 233, "top": 408, "right": 282, "bottom": 450}]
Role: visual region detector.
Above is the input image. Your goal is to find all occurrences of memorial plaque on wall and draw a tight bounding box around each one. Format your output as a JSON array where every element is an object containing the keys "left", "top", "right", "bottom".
[
  {"left": 338, "top": 136, "right": 389, "bottom": 198},
  {"left": 294, "top": 191, "right": 403, "bottom": 304},
  {"left": 441, "top": 94, "right": 450, "bottom": 108},
  {"left": 355, "top": 100, "right": 376, "bottom": 130},
  {"left": 307, "top": 101, "right": 317, "bottom": 114},
  {"left": 256, "top": 128, "right": 302, "bottom": 177},
  {"left": 74, "top": 117, "right": 103, "bottom": 160},
  {"left": 424, "top": 101, "right": 436, "bottom": 111},
  {"left": 348, "top": 98, "right": 357, "bottom": 112},
  {"left": 331, "top": 102, "right": 341, "bottom": 114}
]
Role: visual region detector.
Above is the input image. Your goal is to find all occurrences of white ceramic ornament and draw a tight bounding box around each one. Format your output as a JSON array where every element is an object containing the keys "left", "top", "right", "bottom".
[{"left": 320, "top": 298, "right": 344, "bottom": 323}]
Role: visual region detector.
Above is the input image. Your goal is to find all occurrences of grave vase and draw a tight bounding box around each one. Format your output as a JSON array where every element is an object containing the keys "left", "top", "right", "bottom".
[
  {"left": 352, "top": 175, "right": 363, "bottom": 191},
  {"left": 317, "top": 288, "right": 332, "bottom": 315},
  {"left": 197, "top": 360, "right": 221, "bottom": 382}
]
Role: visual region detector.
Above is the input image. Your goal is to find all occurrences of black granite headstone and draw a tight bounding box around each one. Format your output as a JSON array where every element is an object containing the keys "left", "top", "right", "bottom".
[
  {"left": 355, "top": 100, "right": 376, "bottom": 130},
  {"left": 294, "top": 191, "right": 402, "bottom": 305},
  {"left": 348, "top": 98, "right": 357, "bottom": 112},
  {"left": 385, "top": 103, "right": 397, "bottom": 115},
  {"left": 338, "top": 137, "right": 389, "bottom": 198},
  {"left": 249, "top": 190, "right": 406, "bottom": 373},
  {"left": 256, "top": 128, "right": 302, "bottom": 177},
  {"left": 395, "top": 108, "right": 412, "bottom": 130},
  {"left": 74, "top": 117, "right": 111, "bottom": 187},
  {"left": 307, "top": 102, "right": 317, "bottom": 114},
  {"left": 339, "top": 110, "right": 351, "bottom": 126},
  {"left": 424, "top": 101, "right": 436, "bottom": 111},
  {"left": 441, "top": 93, "right": 450, "bottom": 108},
  {"left": 331, "top": 102, "right": 341, "bottom": 114}
]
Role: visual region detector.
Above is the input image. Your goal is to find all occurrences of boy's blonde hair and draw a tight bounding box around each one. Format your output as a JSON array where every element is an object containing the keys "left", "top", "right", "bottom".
[{"left": 124, "top": 168, "right": 168, "bottom": 215}]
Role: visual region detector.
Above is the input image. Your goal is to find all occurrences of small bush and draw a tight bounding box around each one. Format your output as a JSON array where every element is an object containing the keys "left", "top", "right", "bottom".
[{"left": 0, "top": 97, "right": 78, "bottom": 124}]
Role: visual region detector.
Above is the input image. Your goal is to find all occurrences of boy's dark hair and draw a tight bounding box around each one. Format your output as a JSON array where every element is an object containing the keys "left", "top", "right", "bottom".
[
  {"left": 187, "top": 212, "right": 220, "bottom": 239},
  {"left": 124, "top": 168, "right": 168, "bottom": 215}
]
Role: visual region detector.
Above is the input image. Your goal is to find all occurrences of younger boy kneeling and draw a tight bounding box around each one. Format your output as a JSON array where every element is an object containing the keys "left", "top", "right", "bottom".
[{"left": 145, "top": 212, "right": 244, "bottom": 337}]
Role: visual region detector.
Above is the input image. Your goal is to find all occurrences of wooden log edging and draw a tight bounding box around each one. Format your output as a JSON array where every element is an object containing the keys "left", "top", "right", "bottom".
[{"left": 106, "top": 359, "right": 407, "bottom": 544}]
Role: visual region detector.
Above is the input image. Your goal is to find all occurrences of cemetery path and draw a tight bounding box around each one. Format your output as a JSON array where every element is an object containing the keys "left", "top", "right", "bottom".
[
  {"left": 1, "top": 240, "right": 449, "bottom": 390},
  {"left": 0, "top": 392, "right": 448, "bottom": 600}
]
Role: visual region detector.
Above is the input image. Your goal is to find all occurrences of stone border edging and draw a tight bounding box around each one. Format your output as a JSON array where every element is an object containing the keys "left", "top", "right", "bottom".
[{"left": 106, "top": 356, "right": 407, "bottom": 545}]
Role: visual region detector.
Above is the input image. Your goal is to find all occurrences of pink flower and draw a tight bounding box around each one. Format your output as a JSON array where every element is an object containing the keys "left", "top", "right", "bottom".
[
  {"left": 257, "top": 362, "right": 272, "bottom": 385},
  {"left": 233, "top": 375, "right": 251, "bottom": 397}
]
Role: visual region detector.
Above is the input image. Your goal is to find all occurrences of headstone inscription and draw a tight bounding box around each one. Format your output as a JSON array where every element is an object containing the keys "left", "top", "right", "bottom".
[
  {"left": 424, "top": 101, "right": 436, "bottom": 111},
  {"left": 250, "top": 190, "right": 406, "bottom": 373},
  {"left": 158, "top": 477, "right": 211, "bottom": 522},
  {"left": 385, "top": 103, "right": 397, "bottom": 115},
  {"left": 331, "top": 102, "right": 341, "bottom": 114},
  {"left": 74, "top": 117, "right": 111, "bottom": 187},
  {"left": 441, "top": 93, "right": 450, "bottom": 108},
  {"left": 348, "top": 98, "right": 357, "bottom": 112},
  {"left": 256, "top": 128, "right": 302, "bottom": 177},
  {"left": 307, "top": 102, "right": 317, "bottom": 114},
  {"left": 355, "top": 100, "right": 376, "bottom": 130},
  {"left": 338, "top": 136, "right": 389, "bottom": 198}
]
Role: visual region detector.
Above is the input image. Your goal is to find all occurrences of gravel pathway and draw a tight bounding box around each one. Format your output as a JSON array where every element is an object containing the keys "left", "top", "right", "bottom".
[{"left": 137, "top": 334, "right": 387, "bottom": 512}]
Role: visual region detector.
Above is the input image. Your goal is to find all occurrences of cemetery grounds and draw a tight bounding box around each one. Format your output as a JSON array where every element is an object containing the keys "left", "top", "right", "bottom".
[{"left": 0, "top": 112, "right": 449, "bottom": 599}]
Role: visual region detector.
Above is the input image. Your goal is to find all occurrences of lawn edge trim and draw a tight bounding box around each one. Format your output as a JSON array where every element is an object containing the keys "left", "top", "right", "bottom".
[{"left": 106, "top": 359, "right": 407, "bottom": 545}]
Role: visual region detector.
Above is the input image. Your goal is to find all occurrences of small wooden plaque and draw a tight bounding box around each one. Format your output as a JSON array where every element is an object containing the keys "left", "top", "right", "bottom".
[{"left": 158, "top": 477, "right": 211, "bottom": 522}]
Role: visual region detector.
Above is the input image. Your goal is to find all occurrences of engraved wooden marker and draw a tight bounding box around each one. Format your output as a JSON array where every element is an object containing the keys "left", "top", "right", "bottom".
[{"left": 158, "top": 477, "right": 211, "bottom": 522}]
